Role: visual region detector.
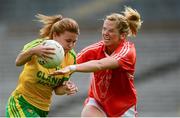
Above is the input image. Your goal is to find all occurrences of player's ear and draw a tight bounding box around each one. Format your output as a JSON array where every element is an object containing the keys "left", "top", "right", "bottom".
[{"left": 120, "top": 33, "right": 126, "bottom": 39}]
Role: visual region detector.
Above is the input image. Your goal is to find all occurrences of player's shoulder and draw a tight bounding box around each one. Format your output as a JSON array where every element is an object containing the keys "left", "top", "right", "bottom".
[
  {"left": 26, "top": 38, "right": 44, "bottom": 46},
  {"left": 82, "top": 41, "right": 104, "bottom": 52},
  {"left": 69, "top": 49, "right": 76, "bottom": 57},
  {"left": 125, "top": 40, "right": 136, "bottom": 55},
  {"left": 67, "top": 49, "right": 76, "bottom": 64},
  {"left": 124, "top": 40, "right": 135, "bottom": 49},
  {"left": 126, "top": 39, "right": 135, "bottom": 45}
]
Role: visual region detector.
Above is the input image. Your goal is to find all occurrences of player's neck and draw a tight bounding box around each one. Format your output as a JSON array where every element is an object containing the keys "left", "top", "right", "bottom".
[{"left": 105, "top": 46, "right": 116, "bottom": 55}]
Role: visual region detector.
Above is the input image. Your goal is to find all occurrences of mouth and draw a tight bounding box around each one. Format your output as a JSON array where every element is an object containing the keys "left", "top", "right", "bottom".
[
  {"left": 103, "top": 37, "right": 110, "bottom": 42},
  {"left": 64, "top": 48, "right": 71, "bottom": 52}
]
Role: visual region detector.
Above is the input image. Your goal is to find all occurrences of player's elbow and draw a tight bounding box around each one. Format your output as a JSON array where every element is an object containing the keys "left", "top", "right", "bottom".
[
  {"left": 15, "top": 58, "right": 26, "bottom": 66},
  {"left": 96, "top": 61, "right": 105, "bottom": 71},
  {"left": 95, "top": 57, "right": 119, "bottom": 70},
  {"left": 15, "top": 59, "right": 22, "bottom": 66},
  {"left": 54, "top": 86, "right": 66, "bottom": 95}
]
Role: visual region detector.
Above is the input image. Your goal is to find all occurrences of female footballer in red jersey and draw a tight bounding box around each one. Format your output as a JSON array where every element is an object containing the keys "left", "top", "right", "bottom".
[{"left": 51, "top": 6, "right": 142, "bottom": 117}]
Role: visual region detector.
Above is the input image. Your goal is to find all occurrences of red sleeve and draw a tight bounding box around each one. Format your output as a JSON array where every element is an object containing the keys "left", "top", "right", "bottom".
[
  {"left": 76, "top": 51, "right": 87, "bottom": 64},
  {"left": 112, "top": 42, "right": 136, "bottom": 72},
  {"left": 76, "top": 41, "right": 103, "bottom": 64},
  {"left": 76, "top": 47, "right": 96, "bottom": 64}
]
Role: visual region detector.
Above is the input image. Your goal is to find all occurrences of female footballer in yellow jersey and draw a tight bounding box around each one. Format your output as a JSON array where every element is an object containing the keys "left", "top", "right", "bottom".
[{"left": 6, "top": 14, "right": 79, "bottom": 117}]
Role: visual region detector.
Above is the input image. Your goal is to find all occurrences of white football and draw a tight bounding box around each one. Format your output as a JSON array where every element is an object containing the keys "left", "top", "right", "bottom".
[{"left": 38, "top": 40, "right": 64, "bottom": 68}]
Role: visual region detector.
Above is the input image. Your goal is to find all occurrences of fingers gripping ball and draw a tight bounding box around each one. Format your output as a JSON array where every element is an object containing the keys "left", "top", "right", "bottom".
[{"left": 38, "top": 40, "right": 64, "bottom": 68}]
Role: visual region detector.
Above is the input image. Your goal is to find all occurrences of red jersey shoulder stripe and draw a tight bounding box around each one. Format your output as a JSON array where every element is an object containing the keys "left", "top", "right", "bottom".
[
  {"left": 81, "top": 41, "right": 103, "bottom": 52},
  {"left": 112, "top": 42, "right": 130, "bottom": 60},
  {"left": 77, "top": 45, "right": 102, "bottom": 60},
  {"left": 114, "top": 42, "right": 130, "bottom": 60}
]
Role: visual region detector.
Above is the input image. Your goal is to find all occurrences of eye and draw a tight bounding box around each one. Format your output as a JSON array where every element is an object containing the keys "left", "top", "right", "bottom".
[
  {"left": 109, "top": 29, "right": 114, "bottom": 33},
  {"left": 73, "top": 40, "right": 77, "bottom": 43},
  {"left": 102, "top": 27, "right": 106, "bottom": 31},
  {"left": 65, "top": 39, "right": 71, "bottom": 43}
]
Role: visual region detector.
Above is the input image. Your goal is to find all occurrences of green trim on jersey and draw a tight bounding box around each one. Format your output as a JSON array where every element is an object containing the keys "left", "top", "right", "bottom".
[
  {"left": 23, "top": 39, "right": 44, "bottom": 52},
  {"left": 69, "top": 49, "right": 76, "bottom": 64},
  {"left": 6, "top": 94, "right": 48, "bottom": 117},
  {"left": 62, "top": 77, "right": 69, "bottom": 81}
]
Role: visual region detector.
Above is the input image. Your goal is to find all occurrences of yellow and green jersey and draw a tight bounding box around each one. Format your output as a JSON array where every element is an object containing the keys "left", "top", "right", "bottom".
[{"left": 12, "top": 39, "right": 76, "bottom": 111}]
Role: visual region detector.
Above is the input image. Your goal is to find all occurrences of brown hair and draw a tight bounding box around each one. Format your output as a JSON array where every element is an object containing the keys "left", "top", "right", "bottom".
[
  {"left": 35, "top": 14, "right": 80, "bottom": 39},
  {"left": 106, "top": 6, "right": 142, "bottom": 37}
]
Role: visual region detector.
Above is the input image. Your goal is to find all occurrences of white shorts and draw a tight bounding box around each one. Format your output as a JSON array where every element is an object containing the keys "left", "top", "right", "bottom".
[{"left": 86, "top": 97, "right": 137, "bottom": 117}]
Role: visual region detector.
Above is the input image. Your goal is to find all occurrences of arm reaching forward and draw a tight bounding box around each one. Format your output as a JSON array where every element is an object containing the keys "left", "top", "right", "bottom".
[{"left": 50, "top": 57, "right": 119, "bottom": 75}]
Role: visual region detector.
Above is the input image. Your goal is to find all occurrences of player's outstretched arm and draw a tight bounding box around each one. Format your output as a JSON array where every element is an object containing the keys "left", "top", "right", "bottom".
[{"left": 50, "top": 57, "right": 119, "bottom": 75}]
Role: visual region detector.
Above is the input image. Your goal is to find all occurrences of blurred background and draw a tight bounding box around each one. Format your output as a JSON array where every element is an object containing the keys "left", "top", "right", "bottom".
[{"left": 0, "top": 0, "right": 180, "bottom": 117}]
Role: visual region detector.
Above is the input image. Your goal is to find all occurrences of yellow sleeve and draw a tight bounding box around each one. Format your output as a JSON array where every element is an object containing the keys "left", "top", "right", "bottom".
[{"left": 22, "top": 39, "right": 44, "bottom": 52}]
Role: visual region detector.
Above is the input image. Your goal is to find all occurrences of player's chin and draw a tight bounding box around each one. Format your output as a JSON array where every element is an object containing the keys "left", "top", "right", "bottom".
[{"left": 103, "top": 40, "right": 111, "bottom": 46}]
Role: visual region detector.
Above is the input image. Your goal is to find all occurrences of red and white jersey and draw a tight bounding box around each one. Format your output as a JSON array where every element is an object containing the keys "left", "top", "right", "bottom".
[{"left": 77, "top": 39, "right": 137, "bottom": 117}]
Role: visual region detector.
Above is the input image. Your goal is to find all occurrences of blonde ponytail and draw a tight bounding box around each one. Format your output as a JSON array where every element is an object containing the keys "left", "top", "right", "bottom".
[
  {"left": 123, "top": 6, "right": 143, "bottom": 36},
  {"left": 35, "top": 14, "right": 63, "bottom": 38},
  {"left": 105, "top": 6, "right": 142, "bottom": 37}
]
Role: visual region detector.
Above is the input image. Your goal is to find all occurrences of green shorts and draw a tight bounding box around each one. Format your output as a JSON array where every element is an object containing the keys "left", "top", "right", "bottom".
[{"left": 6, "top": 95, "right": 48, "bottom": 117}]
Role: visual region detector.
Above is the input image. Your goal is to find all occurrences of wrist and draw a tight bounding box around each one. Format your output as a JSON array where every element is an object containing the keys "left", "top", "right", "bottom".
[{"left": 69, "top": 65, "right": 77, "bottom": 72}]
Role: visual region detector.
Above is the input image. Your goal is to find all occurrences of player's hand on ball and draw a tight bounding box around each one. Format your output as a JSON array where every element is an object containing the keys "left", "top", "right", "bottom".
[
  {"left": 32, "top": 44, "right": 55, "bottom": 59},
  {"left": 64, "top": 81, "right": 78, "bottom": 95}
]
